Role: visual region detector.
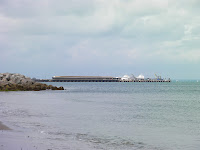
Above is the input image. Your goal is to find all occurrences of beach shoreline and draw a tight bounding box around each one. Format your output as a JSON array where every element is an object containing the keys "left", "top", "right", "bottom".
[
  {"left": 0, "top": 121, "right": 42, "bottom": 150},
  {"left": 0, "top": 133, "right": 40, "bottom": 150},
  {"left": 0, "top": 121, "right": 11, "bottom": 130}
]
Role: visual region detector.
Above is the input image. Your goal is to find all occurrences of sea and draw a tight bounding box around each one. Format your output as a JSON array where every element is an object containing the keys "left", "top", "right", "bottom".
[{"left": 0, "top": 81, "right": 200, "bottom": 150}]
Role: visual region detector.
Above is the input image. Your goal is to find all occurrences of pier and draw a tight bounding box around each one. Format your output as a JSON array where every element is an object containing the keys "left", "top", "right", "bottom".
[{"left": 34, "top": 76, "right": 171, "bottom": 83}]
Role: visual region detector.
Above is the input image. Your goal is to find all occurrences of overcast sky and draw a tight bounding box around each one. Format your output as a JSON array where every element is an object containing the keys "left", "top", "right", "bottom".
[{"left": 1, "top": 0, "right": 200, "bottom": 79}]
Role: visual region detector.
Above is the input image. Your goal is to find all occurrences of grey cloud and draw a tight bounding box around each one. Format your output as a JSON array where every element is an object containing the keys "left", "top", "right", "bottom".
[
  {"left": 1, "top": 0, "right": 200, "bottom": 79},
  {"left": 0, "top": 0, "right": 95, "bottom": 18}
]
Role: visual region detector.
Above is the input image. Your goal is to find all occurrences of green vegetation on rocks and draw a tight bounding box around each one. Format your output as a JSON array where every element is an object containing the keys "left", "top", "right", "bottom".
[{"left": 0, "top": 73, "right": 64, "bottom": 91}]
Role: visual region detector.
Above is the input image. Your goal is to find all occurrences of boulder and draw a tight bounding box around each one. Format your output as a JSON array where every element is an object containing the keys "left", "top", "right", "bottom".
[
  {"left": 10, "top": 76, "right": 21, "bottom": 84},
  {"left": 5, "top": 73, "right": 11, "bottom": 81},
  {"left": 0, "top": 73, "right": 64, "bottom": 91},
  {"left": 21, "top": 78, "right": 35, "bottom": 85},
  {"left": 0, "top": 74, "right": 3, "bottom": 80}
]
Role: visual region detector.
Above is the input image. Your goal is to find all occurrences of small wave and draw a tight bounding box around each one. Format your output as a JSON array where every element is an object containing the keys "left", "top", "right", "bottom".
[
  {"left": 1, "top": 108, "right": 49, "bottom": 118},
  {"left": 47, "top": 131, "right": 162, "bottom": 150},
  {"left": 75, "top": 133, "right": 162, "bottom": 150}
]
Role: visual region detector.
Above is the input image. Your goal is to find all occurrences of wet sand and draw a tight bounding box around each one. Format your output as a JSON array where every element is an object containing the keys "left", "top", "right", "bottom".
[
  {"left": 0, "top": 121, "right": 11, "bottom": 130},
  {"left": 0, "top": 121, "right": 41, "bottom": 150}
]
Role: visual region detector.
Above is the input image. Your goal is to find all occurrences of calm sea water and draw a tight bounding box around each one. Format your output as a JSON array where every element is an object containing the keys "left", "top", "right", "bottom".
[{"left": 0, "top": 81, "right": 200, "bottom": 150}]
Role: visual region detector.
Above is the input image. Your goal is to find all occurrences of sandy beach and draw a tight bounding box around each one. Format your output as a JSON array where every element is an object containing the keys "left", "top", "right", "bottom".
[
  {"left": 0, "top": 121, "right": 41, "bottom": 150},
  {"left": 0, "top": 122, "right": 11, "bottom": 131}
]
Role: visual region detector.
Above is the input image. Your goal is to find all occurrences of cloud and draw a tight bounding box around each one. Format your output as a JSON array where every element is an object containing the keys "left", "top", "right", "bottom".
[{"left": 0, "top": 0, "right": 200, "bottom": 78}]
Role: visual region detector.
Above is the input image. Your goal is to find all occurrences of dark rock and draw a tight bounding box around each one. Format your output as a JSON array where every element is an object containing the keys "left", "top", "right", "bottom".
[
  {"left": 5, "top": 73, "right": 11, "bottom": 81},
  {"left": 0, "top": 73, "right": 64, "bottom": 91},
  {"left": 58, "top": 86, "right": 64, "bottom": 90},
  {"left": 47, "top": 85, "right": 53, "bottom": 89}
]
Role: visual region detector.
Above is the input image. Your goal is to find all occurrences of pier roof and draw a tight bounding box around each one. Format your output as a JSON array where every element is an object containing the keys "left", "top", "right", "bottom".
[{"left": 53, "top": 76, "right": 116, "bottom": 79}]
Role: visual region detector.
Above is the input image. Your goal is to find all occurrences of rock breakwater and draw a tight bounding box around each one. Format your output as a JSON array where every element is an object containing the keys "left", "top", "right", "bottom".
[{"left": 0, "top": 73, "right": 64, "bottom": 91}]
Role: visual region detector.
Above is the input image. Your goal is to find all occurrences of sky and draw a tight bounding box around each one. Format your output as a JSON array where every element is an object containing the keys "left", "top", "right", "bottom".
[{"left": 1, "top": 0, "right": 200, "bottom": 79}]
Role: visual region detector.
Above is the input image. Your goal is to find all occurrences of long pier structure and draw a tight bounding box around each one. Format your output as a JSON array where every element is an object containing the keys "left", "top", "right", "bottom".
[{"left": 34, "top": 75, "right": 171, "bottom": 82}]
